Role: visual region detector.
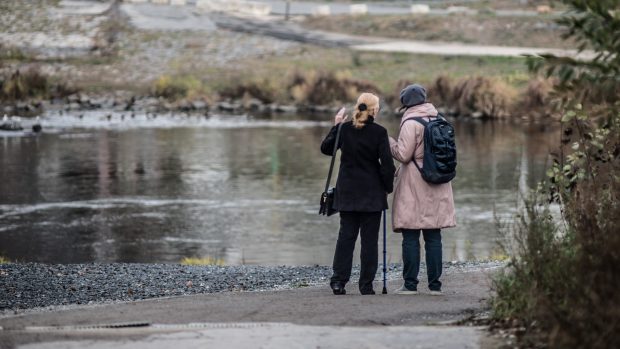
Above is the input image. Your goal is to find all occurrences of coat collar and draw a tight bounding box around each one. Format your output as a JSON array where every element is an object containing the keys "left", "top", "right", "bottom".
[{"left": 402, "top": 103, "right": 438, "bottom": 120}]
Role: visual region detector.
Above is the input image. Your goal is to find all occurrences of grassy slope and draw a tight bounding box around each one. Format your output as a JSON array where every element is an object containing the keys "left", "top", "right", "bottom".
[
  {"left": 171, "top": 47, "right": 530, "bottom": 100},
  {"left": 301, "top": 14, "right": 574, "bottom": 49}
]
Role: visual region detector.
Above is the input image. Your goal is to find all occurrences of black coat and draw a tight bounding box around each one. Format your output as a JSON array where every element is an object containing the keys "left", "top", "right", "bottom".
[{"left": 320, "top": 118, "right": 396, "bottom": 212}]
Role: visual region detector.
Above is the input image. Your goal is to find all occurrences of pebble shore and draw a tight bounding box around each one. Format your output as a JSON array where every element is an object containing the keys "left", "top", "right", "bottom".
[{"left": 0, "top": 261, "right": 503, "bottom": 312}]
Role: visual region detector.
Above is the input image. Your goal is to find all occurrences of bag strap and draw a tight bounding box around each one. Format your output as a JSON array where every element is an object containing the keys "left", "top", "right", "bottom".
[
  {"left": 400, "top": 116, "right": 431, "bottom": 129},
  {"left": 401, "top": 112, "right": 446, "bottom": 128},
  {"left": 324, "top": 122, "right": 344, "bottom": 193},
  {"left": 400, "top": 117, "right": 430, "bottom": 174}
]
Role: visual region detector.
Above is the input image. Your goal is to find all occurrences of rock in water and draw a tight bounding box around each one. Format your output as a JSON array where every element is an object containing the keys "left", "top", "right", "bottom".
[
  {"left": 32, "top": 116, "right": 42, "bottom": 133},
  {"left": 0, "top": 119, "right": 24, "bottom": 131}
]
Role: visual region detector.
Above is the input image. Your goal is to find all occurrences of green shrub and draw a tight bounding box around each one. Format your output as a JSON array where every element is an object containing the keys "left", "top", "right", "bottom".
[
  {"left": 492, "top": 199, "right": 578, "bottom": 322},
  {"left": 492, "top": 1, "right": 620, "bottom": 347}
]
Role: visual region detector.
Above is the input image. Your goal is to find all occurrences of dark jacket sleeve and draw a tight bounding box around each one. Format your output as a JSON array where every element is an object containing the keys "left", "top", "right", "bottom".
[
  {"left": 320, "top": 125, "right": 339, "bottom": 156},
  {"left": 378, "top": 129, "right": 396, "bottom": 193}
]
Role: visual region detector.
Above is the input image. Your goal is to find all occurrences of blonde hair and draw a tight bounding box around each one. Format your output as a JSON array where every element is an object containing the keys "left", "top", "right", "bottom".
[{"left": 353, "top": 93, "right": 380, "bottom": 129}]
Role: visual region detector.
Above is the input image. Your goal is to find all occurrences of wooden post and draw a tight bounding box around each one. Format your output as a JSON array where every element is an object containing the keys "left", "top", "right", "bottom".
[{"left": 285, "top": 1, "right": 290, "bottom": 21}]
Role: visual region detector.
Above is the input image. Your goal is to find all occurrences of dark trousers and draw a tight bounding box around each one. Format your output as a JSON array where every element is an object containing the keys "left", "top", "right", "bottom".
[
  {"left": 402, "top": 229, "right": 442, "bottom": 291},
  {"left": 330, "top": 211, "right": 381, "bottom": 292}
]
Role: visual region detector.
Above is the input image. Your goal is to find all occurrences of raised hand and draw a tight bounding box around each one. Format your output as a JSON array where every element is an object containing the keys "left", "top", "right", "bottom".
[{"left": 334, "top": 107, "right": 348, "bottom": 125}]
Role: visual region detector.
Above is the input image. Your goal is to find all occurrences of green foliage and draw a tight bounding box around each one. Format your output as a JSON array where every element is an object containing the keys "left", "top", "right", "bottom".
[
  {"left": 493, "top": 1, "right": 620, "bottom": 348},
  {"left": 0, "top": 256, "right": 10, "bottom": 264},
  {"left": 526, "top": 0, "right": 620, "bottom": 105},
  {"left": 492, "top": 200, "right": 578, "bottom": 321}
]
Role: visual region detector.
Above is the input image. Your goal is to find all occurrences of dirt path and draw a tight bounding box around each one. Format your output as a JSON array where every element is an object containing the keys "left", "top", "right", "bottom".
[{"left": 0, "top": 265, "right": 500, "bottom": 349}]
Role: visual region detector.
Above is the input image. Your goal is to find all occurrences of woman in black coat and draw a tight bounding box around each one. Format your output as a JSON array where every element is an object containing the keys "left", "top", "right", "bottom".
[{"left": 320, "top": 92, "right": 396, "bottom": 295}]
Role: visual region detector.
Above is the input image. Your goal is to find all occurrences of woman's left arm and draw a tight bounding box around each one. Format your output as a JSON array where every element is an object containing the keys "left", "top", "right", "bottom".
[
  {"left": 389, "top": 122, "right": 417, "bottom": 163},
  {"left": 320, "top": 107, "right": 347, "bottom": 155},
  {"left": 320, "top": 126, "right": 339, "bottom": 156},
  {"left": 378, "top": 129, "right": 396, "bottom": 193}
]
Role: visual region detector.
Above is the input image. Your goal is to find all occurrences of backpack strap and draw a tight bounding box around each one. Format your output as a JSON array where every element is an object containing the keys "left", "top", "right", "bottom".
[
  {"left": 400, "top": 117, "right": 431, "bottom": 173},
  {"left": 400, "top": 116, "right": 432, "bottom": 129}
]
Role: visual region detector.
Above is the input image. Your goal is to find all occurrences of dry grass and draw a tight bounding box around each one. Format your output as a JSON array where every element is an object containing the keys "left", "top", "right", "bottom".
[
  {"left": 0, "top": 256, "right": 10, "bottom": 264},
  {"left": 0, "top": 66, "right": 75, "bottom": 101},
  {"left": 428, "top": 75, "right": 518, "bottom": 118},
  {"left": 219, "top": 79, "right": 279, "bottom": 104},
  {"left": 522, "top": 77, "right": 555, "bottom": 109},
  {"left": 287, "top": 70, "right": 380, "bottom": 106},
  {"left": 180, "top": 257, "right": 225, "bottom": 266},
  {"left": 151, "top": 75, "right": 212, "bottom": 101},
  {"left": 148, "top": 70, "right": 557, "bottom": 119}
]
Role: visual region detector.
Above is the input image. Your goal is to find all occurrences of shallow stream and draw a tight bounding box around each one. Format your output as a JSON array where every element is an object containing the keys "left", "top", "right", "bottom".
[{"left": 0, "top": 111, "right": 559, "bottom": 265}]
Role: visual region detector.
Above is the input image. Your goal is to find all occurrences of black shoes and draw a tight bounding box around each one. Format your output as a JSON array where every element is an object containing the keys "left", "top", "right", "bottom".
[
  {"left": 330, "top": 282, "right": 375, "bottom": 295},
  {"left": 359, "top": 283, "right": 375, "bottom": 295},
  {"left": 330, "top": 282, "right": 346, "bottom": 295}
]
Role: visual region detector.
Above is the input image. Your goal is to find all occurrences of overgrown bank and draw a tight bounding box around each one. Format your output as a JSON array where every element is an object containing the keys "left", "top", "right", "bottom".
[
  {"left": 1, "top": 61, "right": 556, "bottom": 119},
  {"left": 491, "top": 1, "right": 620, "bottom": 348}
]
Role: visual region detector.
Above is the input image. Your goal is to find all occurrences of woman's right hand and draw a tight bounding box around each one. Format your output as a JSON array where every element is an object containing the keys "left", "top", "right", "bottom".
[{"left": 334, "top": 107, "right": 347, "bottom": 125}]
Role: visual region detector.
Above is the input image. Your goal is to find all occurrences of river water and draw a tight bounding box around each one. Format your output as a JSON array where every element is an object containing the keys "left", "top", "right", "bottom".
[{"left": 0, "top": 111, "right": 559, "bottom": 265}]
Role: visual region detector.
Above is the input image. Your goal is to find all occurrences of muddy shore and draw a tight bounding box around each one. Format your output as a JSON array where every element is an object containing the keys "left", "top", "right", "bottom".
[{"left": 0, "top": 261, "right": 504, "bottom": 313}]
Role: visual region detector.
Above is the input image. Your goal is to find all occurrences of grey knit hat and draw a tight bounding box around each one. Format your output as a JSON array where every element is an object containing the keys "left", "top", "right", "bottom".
[{"left": 399, "top": 84, "right": 427, "bottom": 110}]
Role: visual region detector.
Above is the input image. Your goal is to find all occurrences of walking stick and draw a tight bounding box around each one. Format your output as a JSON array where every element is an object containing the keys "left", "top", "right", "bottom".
[{"left": 382, "top": 209, "right": 388, "bottom": 294}]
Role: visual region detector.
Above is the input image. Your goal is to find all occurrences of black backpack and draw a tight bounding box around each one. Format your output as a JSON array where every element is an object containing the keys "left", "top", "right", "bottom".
[{"left": 402, "top": 114, "right": 457, "bottom": 184}]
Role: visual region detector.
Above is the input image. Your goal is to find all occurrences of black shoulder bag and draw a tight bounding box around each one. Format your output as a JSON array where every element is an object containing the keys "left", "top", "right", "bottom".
[{"left": 319, "top": 123, "right": 344, "bottom": 216}]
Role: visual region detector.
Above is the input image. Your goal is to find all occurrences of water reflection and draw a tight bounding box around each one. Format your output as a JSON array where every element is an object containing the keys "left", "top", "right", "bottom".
[{"left": 0, "top": 114, "right": 560, "bottom": 265}]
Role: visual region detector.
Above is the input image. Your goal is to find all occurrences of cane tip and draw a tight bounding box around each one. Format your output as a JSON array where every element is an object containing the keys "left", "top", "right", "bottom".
[{"left": 382, "top": 287, "right": 387, "bottom": 294}]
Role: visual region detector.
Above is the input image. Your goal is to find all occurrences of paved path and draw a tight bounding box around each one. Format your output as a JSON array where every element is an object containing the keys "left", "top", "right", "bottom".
[
  {"left": 0, "top": 265, "right": 500, "bottom": 349},
  {"left": 351, "top": 40, "right": 591, "bottom": 59},
  {"left": 213, "top": 13, "right": 591, "bottom": 58},
  {"left": 257, "top": 0, "right": 559, "bottom": 17}
]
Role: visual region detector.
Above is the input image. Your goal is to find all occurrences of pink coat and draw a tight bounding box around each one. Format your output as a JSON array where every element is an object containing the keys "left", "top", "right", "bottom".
[{"left": 389, "top": 103, "right": 456, "bottom": 232}]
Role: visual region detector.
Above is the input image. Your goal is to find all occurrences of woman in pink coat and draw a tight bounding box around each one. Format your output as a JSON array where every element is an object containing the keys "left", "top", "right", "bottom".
[{"left": 389, "top": 84, "right": 456, "bottom": 295}]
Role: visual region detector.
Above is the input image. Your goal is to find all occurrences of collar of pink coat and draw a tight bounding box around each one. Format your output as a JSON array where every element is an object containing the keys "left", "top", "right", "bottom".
[{"left": 402, "top": 103, "right": 439, "bottom": 120}]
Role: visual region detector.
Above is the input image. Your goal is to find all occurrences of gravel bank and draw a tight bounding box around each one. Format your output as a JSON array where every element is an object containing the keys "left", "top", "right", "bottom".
[{"left": 0, "top": 262, "right": 503, "bottom": 312}]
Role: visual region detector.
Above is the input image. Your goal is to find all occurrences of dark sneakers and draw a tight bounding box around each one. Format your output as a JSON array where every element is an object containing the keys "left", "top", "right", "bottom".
[{"left": 360, "top": 289, "right": 375, "bottom": 295}]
